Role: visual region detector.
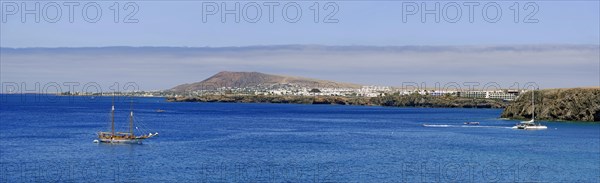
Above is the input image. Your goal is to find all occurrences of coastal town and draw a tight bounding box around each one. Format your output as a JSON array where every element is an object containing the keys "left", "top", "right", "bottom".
[
  {"left": 172, "top": 85, "right": 523, "bottom": 101},
  {"left": 60, "top": 85, "right": 524, "bottom": 101}
]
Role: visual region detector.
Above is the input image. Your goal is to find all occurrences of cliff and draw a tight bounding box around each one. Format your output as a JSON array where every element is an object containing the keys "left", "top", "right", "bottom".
[
  {"left": 370, "top": 94, "right": 507, "bottom": 108},
  {"left": 501, "top": 88, "right": 600, "bottom": 122}
]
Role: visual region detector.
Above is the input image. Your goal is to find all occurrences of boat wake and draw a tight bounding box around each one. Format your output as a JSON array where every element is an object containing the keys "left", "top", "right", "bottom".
[{"left": 422, "top": 124, "right": 512, "bottom": 129}]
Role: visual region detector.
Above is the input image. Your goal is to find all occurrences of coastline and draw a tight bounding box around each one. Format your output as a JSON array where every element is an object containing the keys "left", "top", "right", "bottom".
[
  {"left": 166, "top": 94, "right": 508, "bottom": 108},
  {"left": 167, "top": 88, "right": 600, "bottom": 122},
  {"left": 8, "top": 89, "right": 597, "bottom": 122}
]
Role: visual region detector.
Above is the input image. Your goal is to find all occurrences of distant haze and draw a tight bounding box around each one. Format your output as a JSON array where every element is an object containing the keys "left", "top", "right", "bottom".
[{"left": 1, "top": 45, "right": 598, "bottom": 92}]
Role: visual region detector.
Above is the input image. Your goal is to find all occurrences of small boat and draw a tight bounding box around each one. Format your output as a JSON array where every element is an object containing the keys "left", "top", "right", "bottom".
[
  {"left": 512, "top": 89, "right": 547, "bottom": 130},
  {"left": 156, "top": 109, "right": 165, "bottom": 113},
  {"left": 96, "top": 95, "right": 158, "bottom": 144},
  {"left": 463, "top": 122, "right": 480, "bottom": 125},
  {"left": 512, "top": 120, "right": 548, "bottom": 130}
]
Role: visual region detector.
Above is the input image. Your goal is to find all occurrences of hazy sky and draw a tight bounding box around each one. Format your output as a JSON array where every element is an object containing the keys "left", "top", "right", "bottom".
[
  {"left": 1, "top": 45, "right": 598, "bottom": 91},
  {"left": 0, "top": 1, "right": 599, "bottom": 91}
]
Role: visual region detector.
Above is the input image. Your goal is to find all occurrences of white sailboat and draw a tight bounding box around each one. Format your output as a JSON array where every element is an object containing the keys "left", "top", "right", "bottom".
[{"left": 512, "top": 89, "right": 547, "bottom": 130}]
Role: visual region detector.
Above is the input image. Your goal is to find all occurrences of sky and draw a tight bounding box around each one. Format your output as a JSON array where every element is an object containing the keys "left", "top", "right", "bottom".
[
  {"left": 0, "top": 1, "right": 599, "bottom": 91},
  {"left": 1, "top": 1, "right": 599, "bottom": 47}
]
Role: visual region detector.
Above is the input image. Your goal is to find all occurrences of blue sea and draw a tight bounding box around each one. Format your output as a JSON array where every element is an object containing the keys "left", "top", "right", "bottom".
[{"left": 1, "top": 94, "right": 599, "bottom": 182}]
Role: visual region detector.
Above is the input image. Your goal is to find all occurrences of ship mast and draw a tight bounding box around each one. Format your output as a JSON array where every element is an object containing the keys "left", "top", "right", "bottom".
[
  {"left": 532, "top": 89, "right": 535, "bottom": 121},
  {"left": 111, "top": 93, "right": 115, "bottom": 137},
  {"left": 129, "top": 98, "right": 134, "bottom": 137}
]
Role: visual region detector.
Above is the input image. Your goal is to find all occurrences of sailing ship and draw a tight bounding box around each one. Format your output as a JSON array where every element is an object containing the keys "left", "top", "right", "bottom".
[
  {"left": 95, "top": 96, "right": 158, "bottom": 144},
  {"left": 512, "top": 89, "right": 547, "bottom": 130}
]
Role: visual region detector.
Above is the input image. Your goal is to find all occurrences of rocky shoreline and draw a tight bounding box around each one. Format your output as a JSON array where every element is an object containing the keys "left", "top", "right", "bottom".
[
  {"left": 167, "top": 94, "right": 508, "bottom": 108},
  {"left": 165, "top": 71, "right": 599, "bottom": 122},
  {"left": 501, "top": 88, "right": 600, "bottom": 122},
  {"left": 167, "top": 88, "right": 600, "bottom": 122}
]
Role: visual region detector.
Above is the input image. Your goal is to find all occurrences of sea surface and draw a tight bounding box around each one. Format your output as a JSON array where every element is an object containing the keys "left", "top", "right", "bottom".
[{"left": 1, "top": 94, "right": 599, "bottom": 182}]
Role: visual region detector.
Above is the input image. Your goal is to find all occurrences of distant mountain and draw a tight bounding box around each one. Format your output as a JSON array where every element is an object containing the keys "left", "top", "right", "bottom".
[{"left": 170, "top": 71, "right": 362, "bottom": 92}]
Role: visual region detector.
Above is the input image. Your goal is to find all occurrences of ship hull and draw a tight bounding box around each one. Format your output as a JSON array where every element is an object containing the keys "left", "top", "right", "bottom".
[
  {"left": 523, "top": 126, "right": 547, "bottom": 130},
  {"left": 512, "top": 124, "right": 548, "bottom": 130},
  {"left": 98, "top": 138, "right": 144, "bottom": 144}
]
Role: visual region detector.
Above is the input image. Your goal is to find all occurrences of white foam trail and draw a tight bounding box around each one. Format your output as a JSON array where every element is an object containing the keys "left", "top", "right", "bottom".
[
  {"left": 422, "top": 124, "right": 454, "bottom": 127},
  {"left": 422, "top": 124, "right": 512, "bottom": 129}
]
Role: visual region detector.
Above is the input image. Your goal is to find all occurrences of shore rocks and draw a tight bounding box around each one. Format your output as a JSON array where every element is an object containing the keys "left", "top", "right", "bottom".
[
  {"left": 166, "top": 94, "right": 508, "bottom": 108},
  {"left": 501, "top": 88, "right": 600, "bottom": 122}
]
